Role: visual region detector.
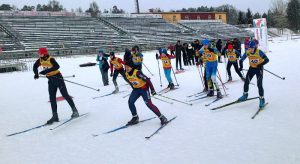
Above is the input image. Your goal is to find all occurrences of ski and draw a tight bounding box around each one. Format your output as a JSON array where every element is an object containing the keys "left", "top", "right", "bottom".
[
  {"left": 50, "top": 113, "right": 89, "bottom": 130},
  {"left": 205, "top": 97, "right": 223, "bottom": 107},
  {"left": 7, "top": 124, "right": 48, "bottom": 137},
  {"left": 210, "top": 97, "right": 259, "bottom": 110},
  {"left": 194, "top": 91, "right": 208, "bottom": 97},
  {"left": 161, "top": 87, "right": 179, "bottom": 94},
  {"left": 224, "top": 80, "right": 238, "bottom": 84},
  {"left": 251, "top": 102, "right": 269, "bottom": 119},
  {"left": 93, "top": 117, "right": 156, "bottom": 137},
  {"left": 188, "top": 95, "right": 211, "bottom": 102},
  {"left": 187, "top": 91, "right": 207, "bottom": 98},
  {"left": 145, "top": 116, "right": 177, "bottom": 139},
  {"left": 157, "top": 87, "right": 170, "bottom": 94},
  {"left": 92, "top": 91, "right": 127, "bottom": 99}
]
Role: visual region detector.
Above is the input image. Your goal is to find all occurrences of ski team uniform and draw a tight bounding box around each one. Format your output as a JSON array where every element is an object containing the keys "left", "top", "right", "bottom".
[
  {"left": 159, "top": 53, "right": 175, "bottom": 84},
  {"left": 225, "top": 49, "right": 244, "bottom": 79},
  {"left": 110, "top": 57, "right": 127, "bottom": 88},
  {"left": 33, "top": 55, "right": 77, "bottom": 119},
  {"left": 239, "top": 48, "right": 269, "bottom": 97},
  {"left": 126, "top": 69, "right": 162, "bottom": 117},
  {"left": 131, "top": 52, "right": 143, "bottom": 70},
  {"left": 199, "top": 47, "right": 221, "bottom": 92}
]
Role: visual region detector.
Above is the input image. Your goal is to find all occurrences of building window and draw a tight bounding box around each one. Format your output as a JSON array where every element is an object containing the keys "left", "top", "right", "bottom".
[
  {"left": 185, "top": 15, "right": 189, "bottom": 20},
  {"left": 208, "top": 15, "right": 211, "bottom": 19},
  {"left": 197, "top": 15, "right": 201, "bottom": 20},
  {"left": 219, "top": 15, "right": 222, "bottom": 19},
  {"left": 173, "top": 15, "right": 176, "bottom": 22}
]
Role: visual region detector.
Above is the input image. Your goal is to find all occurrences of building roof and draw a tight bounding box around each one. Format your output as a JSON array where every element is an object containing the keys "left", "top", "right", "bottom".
[{"left": 132, "top": 12, "right": 227, "bottom": 14}]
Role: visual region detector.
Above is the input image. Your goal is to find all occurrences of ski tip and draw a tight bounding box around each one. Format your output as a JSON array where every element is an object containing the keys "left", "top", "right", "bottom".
[{"left": 145, "top": 137, "right": 150, "bottom": 139}]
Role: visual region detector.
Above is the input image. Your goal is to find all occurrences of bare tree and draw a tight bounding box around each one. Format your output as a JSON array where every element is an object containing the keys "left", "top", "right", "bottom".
[{"left": 269, "top": 0, "right": 288, "bottom": 33}]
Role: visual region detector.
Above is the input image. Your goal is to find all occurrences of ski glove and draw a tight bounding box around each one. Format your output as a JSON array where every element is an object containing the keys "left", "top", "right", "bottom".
[
  {"left": 110, "top": 72, "right": 113, "bottom": 77},
  {"left": 39, "top": 70, "right": 48, "bottom": 75},
  {"left": 151, "top": 90, "right": 157, "bottom": 96},
  {"left": 34, "top": 74, "right": 39, "bottom": 80}
]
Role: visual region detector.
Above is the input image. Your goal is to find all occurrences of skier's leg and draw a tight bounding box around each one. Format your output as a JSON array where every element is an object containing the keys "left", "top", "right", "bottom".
[
  {"left": 141, "top": 89, "right": 162, "bottom": 117},
  {"left": 128, "top": 89, "right": 141, "bottom": 116}
]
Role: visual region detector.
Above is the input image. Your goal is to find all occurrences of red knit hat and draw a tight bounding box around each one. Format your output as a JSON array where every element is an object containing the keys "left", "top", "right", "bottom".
[
  {"left": 228, "top": 44, "right": 233, "bottom": 50},
  {"left": 38, "top": 47, "right": 48, "bottom": 57}
]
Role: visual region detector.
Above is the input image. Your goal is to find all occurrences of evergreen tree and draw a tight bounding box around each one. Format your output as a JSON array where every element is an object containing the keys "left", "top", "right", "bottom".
[
  {"left": 246, "top": 8, "right": 253, "bottom": 24},
  {"left": 286, "top": 0, "right": 300, "bottom": 31},
  {"left": 237, "top": 11, "right": 246, "bottom": 24}
]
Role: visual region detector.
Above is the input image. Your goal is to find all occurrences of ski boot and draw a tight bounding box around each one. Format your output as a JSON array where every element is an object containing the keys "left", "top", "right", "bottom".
[
  {"left": 126, "top": 115, "right": 139, "bottom": 126},
  {"left": 217, "top": 91, "right": 223, "bottom": 99},
  {"left": 228, "top": 76, "right": 232, "bottom": 82},
  {"left": 167, "top": 83, "right": 171, "bottom": 88},
  {"left": 46, "top": 113, "right": 59, "bottom": 125},
  {"left": 159, "top": 115, "right": 168, "bottom": 125},
  {"left": 170, "top": 82, "right": 175, "bottom": 89},
  {"left": 259, "top": 97, "right": 265, "bottom": 108},
  {"left": 71, "top": 107, "right": 79, "bottom": 118},
  {"left": 180, "top": 68, "right": 184, "bottom": 71},
  {"left": 207, "top": 89, "right": 214, "bottom": 97},
  {"left": 112, "top": 86, "right": 119, "bottom": 94},
  {"left": 238, "top": 92, "right": 248, "bottom": 102}
]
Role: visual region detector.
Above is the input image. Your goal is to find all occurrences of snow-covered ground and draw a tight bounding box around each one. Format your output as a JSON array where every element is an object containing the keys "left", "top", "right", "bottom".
[{"left": 1, "top": 38, "right": 300, "bottom": 164}]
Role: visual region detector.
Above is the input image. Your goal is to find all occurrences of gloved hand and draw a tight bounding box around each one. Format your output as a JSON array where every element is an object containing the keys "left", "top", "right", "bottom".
[
  {"left": 34, "top": 74, "right": 39, "bottom": 80},
  {"left": 151, "top": 90, "right": 157, "bottom": 96},
  {"left": 110, "top": 72, "right": 113, "bottom": 77},
  {"left": 39, "top": 70, "right": 48, "bottom": 75}
]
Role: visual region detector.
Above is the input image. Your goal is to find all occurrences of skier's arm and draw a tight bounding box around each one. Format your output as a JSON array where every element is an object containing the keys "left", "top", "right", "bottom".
[
  {"left": 259, "top": 50, "right": 269, "bottom": 66},
  {"left": 136, "top": 71, "right": 155, "bottom": 91},
  {"left": 33, "top": 59, "right": 41, "bottom": 76},
  {"left": 110, "top": 61, "right": 114, "bottom": 73},
  {"left": 118, "top": 58, "right": 126, "bottom": 65},
  {"left": 235, "top": 50, "right": 242, "bottom": 58},
  {"left": 239, "top": 53, "right": 247, "bottom": 70}
]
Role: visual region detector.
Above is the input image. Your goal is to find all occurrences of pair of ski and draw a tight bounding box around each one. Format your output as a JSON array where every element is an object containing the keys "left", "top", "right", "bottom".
[
  {"left": 92, "top": 91, "right": 127, "bottom": 99},
  {"left": 93, "top": 116, "right": 177, "bottom": 139},
  {"left": 210, "top": 97, "right": 269, "bottom": 119},
  {"left": 157, "top": 87, "right": 178, "bottom": 94},
  {"left": 6, "top": 113, "right": 88, "bottom": 137}
]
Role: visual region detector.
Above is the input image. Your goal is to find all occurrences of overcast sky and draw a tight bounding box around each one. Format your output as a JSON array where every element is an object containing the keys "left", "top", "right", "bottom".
[{"left": 0, "top": 0, "right": 273, "bottom": 13}]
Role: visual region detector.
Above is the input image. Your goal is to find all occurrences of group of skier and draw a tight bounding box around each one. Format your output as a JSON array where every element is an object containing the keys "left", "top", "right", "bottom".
[{"left": 33, "top": 37, "right": 269, "bottom": 126}]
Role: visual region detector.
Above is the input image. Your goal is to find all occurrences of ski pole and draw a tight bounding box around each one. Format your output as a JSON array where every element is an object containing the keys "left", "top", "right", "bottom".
[
  {"left": 171, "top": 67, "right": 179, "bottom": 86},
  {"left": 157, "top": 94, "right": 192, "bottom": 106},
  {"left": 40, "top": 75, "right": 100, "bottom": 92},
  {"left": 122, "top": 93, "right": 130, "bottom": 98},
  {"left": 264, "top": 68, "right": 286, "bottom": 80},
  {"left": 152, "top": 96, "right": 173, "bottom": 104},
  {"left": 217, "top": 70, "right": 228, "bottom": 96},
  {"left": 63, "top": 75, "right": 75, "bottom": 78},
  {"left": 196, "top": 66, "right": 205, "bottom": 89},
  {"left": 156, "top": 59, "right": 163, "bottom": 87},
  {"left": 142, "top": 63, "right": 154, "bottom": 76},
  {"left": 224, "top": 55, "right": 228, "bottom": 81}
]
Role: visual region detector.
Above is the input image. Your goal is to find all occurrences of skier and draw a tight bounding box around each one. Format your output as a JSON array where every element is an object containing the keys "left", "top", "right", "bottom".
[
  {"left": 124, "top": 60, "right": 168, "bottom": 125},
  {"left": 187, "top": 43, "right": 195, "bottom": 65},
  {"left": 182, "top": 43, "right": 188, "bottom": 66},
  {"left": 96, "top": 49, "right": 109, "bottom": 86},
  {"left": 168, "top": 43, "right": 175, "bottom": 56},
  {"left": 33, "top": 47, "right": 79, "bottom": 125},
  {"left": 197, "top": 39, "right": 222, "bottom": 98},
  {"left": 156, "top": 48, "right": 175, "bottom": 89},
  {"left": 131, "top": 45, "right": 143, "bottom": 70},
  {"left": 238, "top": 41, "right": 269, "bottom": 107},
  {"left": 109, "top": 51, "right": 127, "bottom": 93},
  {"left": 225, "top": 44, "right": 245, "bottom": 81},
  {"left": 174, "top": 40, "right": 184, "bottom": 70}
]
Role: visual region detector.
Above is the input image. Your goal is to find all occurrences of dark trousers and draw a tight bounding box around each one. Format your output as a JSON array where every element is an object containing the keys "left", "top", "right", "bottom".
[
  {"left": 244, "top": 67, "right": 264, "bottom": 97},
  {"left": 48, "top": 74, "right": 75, "bottom": 115},
  {"left": 195, "top": 56, "right": 199, "bottom": 63},
  {"left": 203, "top": 67, "right": 208, "bottom": 90},
  {"left": 128, "top": 88, "right": 161, "bottom": 117},
  {"left": 183, "top": 53, "right": 188, "bottom": 66},
  {"left": 227, "top": 62, "right": 243, "bottom": 78},
  {"left": 100, "top": 69, "right": 109, "bottom": 85},
  {"left": 176, "top": 54, "right": 182, "bottom": 69},
  {"left": 187, "top": 55, "right": 195, "bottom": 65},
  {"left": 112, "top": 69, "right": 127, "bottom": 87}
]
